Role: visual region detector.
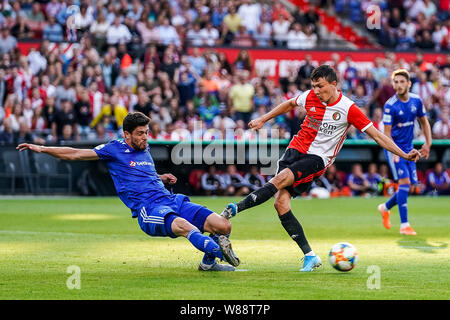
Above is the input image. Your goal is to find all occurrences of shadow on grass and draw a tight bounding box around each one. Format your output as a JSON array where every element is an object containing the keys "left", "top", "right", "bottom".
[{"left": 397, "top": 237, "right": 448, "bottom": 254}]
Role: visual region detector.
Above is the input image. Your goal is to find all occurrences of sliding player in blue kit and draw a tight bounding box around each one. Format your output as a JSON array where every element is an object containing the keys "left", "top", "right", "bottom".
[
  {"left": 377, "top": 69, "right": 432, "bottom": 235},
  {"left": 17, "top": 112, "right": 240, "bottom": 271}
]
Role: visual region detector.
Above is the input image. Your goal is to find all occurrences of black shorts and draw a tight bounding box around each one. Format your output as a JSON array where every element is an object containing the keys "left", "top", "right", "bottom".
[{"left": 277, "top": 148, "right": 325, "bottom": 196}]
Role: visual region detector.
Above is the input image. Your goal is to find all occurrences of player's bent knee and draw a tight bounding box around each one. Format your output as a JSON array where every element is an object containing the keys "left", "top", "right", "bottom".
[
  {"left": 220, "top": 218, "right": 232, "bottom": 235},
  {"left": 171, "top": 217, "right": 196, "bottom": 237},
  {"left": 211, "top": 217, "right": 231, "bottom": 235}
]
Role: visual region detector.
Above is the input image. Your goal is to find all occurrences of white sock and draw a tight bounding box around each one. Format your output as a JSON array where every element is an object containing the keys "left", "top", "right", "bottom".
[
  {"left": 305, "top": 251, "right": 315, "bottom": 256},
  {"left": 400, "top": 222, "right": 410, "bottom": 228}
]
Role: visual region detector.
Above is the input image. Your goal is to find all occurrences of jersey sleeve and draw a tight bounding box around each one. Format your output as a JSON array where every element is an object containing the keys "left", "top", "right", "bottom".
[
  {"left": 348, "top": 104, "right": 373, "bottom": 132},
  {"left": 294, "top": 90, "right": 310, "bottom": 108},
  {"left": 416, "top": 98, "right": 426, "bottom": 118},
  {"left": 93, "top": 141, "right": 116, "bottom": 161},
  {"left": 382, "top": 103, "right": 393, "bottom": 126}
]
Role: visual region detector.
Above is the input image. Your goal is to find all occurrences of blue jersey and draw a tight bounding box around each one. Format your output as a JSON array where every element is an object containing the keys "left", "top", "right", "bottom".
[
  {"left": 93, "top": 140, "right": 171, "bottom": 217},
  {"left": 382, "top": 93, "right": 426, "bottom": 153}
]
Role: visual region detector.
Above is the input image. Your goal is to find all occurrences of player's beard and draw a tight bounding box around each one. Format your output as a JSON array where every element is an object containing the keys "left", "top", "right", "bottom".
[
  {"left": 131, "top": 138, "right": 148, "bottom": 151},
  {"left": 396, "top": 87, "right": 409, "bottom": 99}
]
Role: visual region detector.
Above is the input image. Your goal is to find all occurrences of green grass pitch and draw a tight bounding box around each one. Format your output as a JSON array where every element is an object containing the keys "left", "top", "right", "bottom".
[{"left": 0, "top": 196, "right": 449, "bottom": 300}]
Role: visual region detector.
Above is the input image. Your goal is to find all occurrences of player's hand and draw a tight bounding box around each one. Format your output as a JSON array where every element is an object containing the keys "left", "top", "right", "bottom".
[
  {"left": 160, "top": 173, "right": 177, "bottom": 185},
  {"left": 248, "top": 117, "right": 265, "bottom": 131},
  {"left": 16, "top": 143, "right": 42, "bottom": 153},
  {"left": 405, "top": 149, "right": 421, "bottom": 162},
  {"left": 419, "top": 144, "right": 431, "bottom": 159}
]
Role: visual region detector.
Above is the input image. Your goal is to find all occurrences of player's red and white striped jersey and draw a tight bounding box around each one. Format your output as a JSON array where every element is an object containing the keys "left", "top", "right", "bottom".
[{"left": 288, "top": 90, "right": 373, "bottom": 168}]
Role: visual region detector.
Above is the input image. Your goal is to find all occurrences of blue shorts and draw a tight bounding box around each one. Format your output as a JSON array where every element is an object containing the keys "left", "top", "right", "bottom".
[
  {"left": 385, "top": 150, "right": 418, "bottom": 185},
  {"left": 135, "top": 194, "right": 214, "bottom": 238}
]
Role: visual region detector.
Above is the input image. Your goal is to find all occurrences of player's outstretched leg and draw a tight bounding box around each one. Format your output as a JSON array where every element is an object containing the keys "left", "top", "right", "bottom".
[
  {"left": 221, "top": 169, "right": 294, "bottom": 219},
  {"left": 275, "top": 189, "right": 321, "bottom": 272}
]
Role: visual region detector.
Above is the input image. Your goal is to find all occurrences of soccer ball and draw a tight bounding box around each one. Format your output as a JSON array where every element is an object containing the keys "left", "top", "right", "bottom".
[{"left": 328, "top": 242, "right": 358, "bottom": 272}]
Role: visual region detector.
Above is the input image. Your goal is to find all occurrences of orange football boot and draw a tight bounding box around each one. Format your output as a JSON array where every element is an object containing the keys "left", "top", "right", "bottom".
[
  {"left": 377, "top": 203, "right": 391, "bottom": 229},
  {"left": 400, "top": 225, "right": 417, "bottom": 235}
]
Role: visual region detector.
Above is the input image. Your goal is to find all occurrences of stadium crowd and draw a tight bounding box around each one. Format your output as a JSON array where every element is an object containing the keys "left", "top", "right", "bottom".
[
  {"left": 334, "top": 0, "right": 449, "bottom": 51},
  {"left": 0, "top": 0, "right": 448, "bottom": 197}
]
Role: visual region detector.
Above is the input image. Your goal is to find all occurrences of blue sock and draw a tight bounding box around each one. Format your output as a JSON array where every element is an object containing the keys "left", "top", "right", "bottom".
[
  {"left": 187, "top": 229, "right": 223, "bottom": 260},
  {"left": 397, "top": 184, "right": 410, "bottom": 224},
  {"left": 202, "top": 234, "right": 220, "bottom": 265},
  {"left": 385, "top": 192, "right": 397, "bottom": 210}
]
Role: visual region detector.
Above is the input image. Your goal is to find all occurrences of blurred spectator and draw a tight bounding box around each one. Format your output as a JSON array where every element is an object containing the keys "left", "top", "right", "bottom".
[
  {"left": 74, "top": 89, "right": 93, "bottom": 138},
  {"left": 106, "top": 16, "right": 132, "bottom": 45},
  {"left": 312, "top": 164, "right": 351, "bottom": 197},
  {"left": 222, "top": 5, "right": 241, "bottom": 44},
  {"left": 231, "top": 25, "right": 254, "bottom": 47},
  {"left": 90, "top": 95, "right": 128, "bottom": 131},
  {"left": 221, "top": 164, "right": 250, "bottom": 196},
  {"left": 412, "top": 72, "right": 436, "bottom": 105},
  {"left": 432, "top": 107, "right": 450, "bottom": 139},
  {"left": 425, "top": 162, "right": 450, "bottom": 195},
  {"left": 347, "top": 163, "right": 371, "bottom": 196},
  {"left": 201, "top": 165, "right": 226, "bottom": 196},
  {"left": 296, "top": 54, "right": 315, "bottom": 90},
  {"left": 11, "top": 15, "right": 32, "bottom": 40},
  {"left": 43, "top": 16, "right": 63, "bottom": 43},
  {"left": 157, "top": 18, "right": 181, "bottom": 47},
  {"left": 364, "top": 163, "right": 383, "bottom": 196},
  {"left": 53, "top": 99, "right": 78, "bottom": 142},
  {"left": 237, "top": 0, "right": 262, "bottom": 35},
  {"left": 244, "top": 165, "right": 266, "bottom": 191},
  {"left": 55, "top": 77, "right": 77, "bottom": 109},
  {"left": 200, "top": 22, "right": 220, "bottom": 47},
  {"left": 233, "top": 49, "right": 252, "bottom": 73},
  {"left": 186, "top": 22, "right": 204, "bottom": 46},
  {"left": 229, "top": 70, "right": 255, "bottom": 126},
  {"left": 272, "top": 14, "right": 290, "bottom": 47},
  {"left": 0, "top": 27, "right": 17, "bottom": 54},
  {"left": 115, "top": 67, "right": 137, "bottom": 89}
]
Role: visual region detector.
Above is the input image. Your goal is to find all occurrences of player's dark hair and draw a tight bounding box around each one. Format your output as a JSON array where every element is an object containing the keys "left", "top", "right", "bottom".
[
  {"left": 310, "top": 65, "right": 338, "bottom": 84},
  {"left": 123, "top": 112, "right": 151, "bottom": 134},
  {"left": 391, "top": 69, "right": 410, "bottom": 82}
]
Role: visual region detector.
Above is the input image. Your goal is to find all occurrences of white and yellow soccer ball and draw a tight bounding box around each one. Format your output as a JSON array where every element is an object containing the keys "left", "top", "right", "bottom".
[{"left": 328, "top": 242, "right": 358, "bottom": 272}]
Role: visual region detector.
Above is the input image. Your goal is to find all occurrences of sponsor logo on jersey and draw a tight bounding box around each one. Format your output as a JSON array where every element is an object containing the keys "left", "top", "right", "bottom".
[
  {"left": 307, "top": 116, "right": 322, "bottom": 130},
  {"left": 318, "top": 123, "right": 338, "bottom": 136},
  {"left": 129, "top": 160, "right": 154, "bottom": 167},
  {"left": 397, "top": 121, "right": 414, "bottom": 127},
  {"left": 310, "top": 106, "right": 316, "bottom": 112}
]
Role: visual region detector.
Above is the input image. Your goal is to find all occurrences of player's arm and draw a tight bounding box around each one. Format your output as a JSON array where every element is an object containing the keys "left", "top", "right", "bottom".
[
  {"left": 248, "top": 98, "right": 299, "bottom": 130},
  {"left": 383, "top": 124, "right": 392, "bottom": 139},
  {"left": 418, "top": 115, "right": 432, "bottom": 159},
  {"left": 16, "top": 143, "right": 99, "bottom": 161},
  {"left": 365, "top": 126, "right": 420, "bottom": 162}
]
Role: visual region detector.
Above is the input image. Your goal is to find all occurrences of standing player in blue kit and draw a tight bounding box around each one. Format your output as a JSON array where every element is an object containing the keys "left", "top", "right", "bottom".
[
  {"left": 377, "top": 69, "right": 432, "bottom": 235},
  {"left": 17, "top": 112, "right": 240, "bottom": 271}
]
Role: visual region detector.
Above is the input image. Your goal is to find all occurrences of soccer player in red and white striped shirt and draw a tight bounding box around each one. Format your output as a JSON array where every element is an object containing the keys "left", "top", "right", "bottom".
[{"left": 221, "top": 65, "right": 421, "bottom": 272}]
